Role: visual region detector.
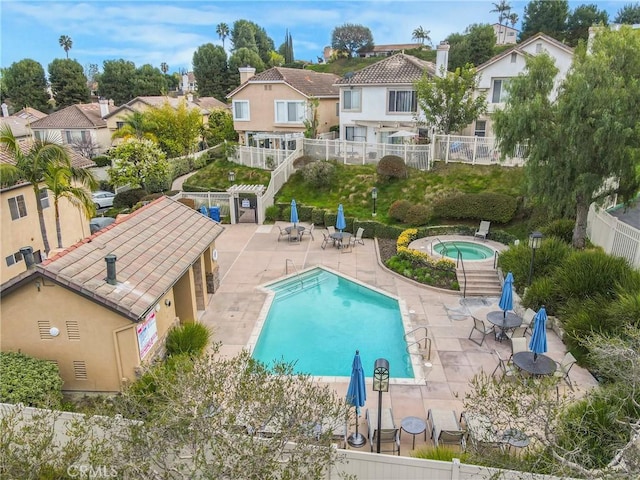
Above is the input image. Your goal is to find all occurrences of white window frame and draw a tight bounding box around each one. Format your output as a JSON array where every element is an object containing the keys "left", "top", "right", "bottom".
[
  {"left": 387, "top": 89, "right": 418, "bottom": 114},
  {"left": 232, "top": 100, "right": 250, "bottom": 121},
  {"left": 64, "top": 130, "right": 89, "bottom": 144},
  {"left": 345, "top": 126, "right": 366, "bottom": 141},
  {"left": 474, "top": 120, "right": 487, "bottom": 137},
  {"left": 39, "top": 188, "right": 50, "bottom": 209},
  {"left": 8, "top": 194, "right": 28, "bottom": 220},
  {"left": 342, "top": 89, "right": 362, "bottom": 111},
  {"left": 274, "top": 100, "right": 306, "bottom": 124},
  {"left": 491, "top": 79, "right": 510, "bottom": 104}
]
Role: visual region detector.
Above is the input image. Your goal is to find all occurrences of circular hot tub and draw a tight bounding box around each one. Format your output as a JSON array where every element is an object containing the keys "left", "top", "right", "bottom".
[{"left": 432, "top": 240, "right": 495, "bottom": 261}]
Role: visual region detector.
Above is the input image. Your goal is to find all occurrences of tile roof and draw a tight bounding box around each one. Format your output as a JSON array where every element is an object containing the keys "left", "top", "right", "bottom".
[
  {"left": 476, "top": 33, "right": 573, "bottom": 71},
  {"left": 30, "top": 103, "right": 111, "bottom": 129},
  {"left": 228, "top": 67, "right": 340, "bottom": 98},
  {"left": 105, "top": 96, "right": 216, "bottom": 119},
  {"left": 196, "top": 97, "right": 229, "bottom": 110},
  {"left": 0, "top": 141, "right": 95, "bottom": 169},
  {"left": 334, "top": 53, "right": 435, "bottom": 85},
  {"left": 0, "top": 108, "right": 48, "bottom": 138},
  {"left": 35, "top": 196, "right": 225, "bottom": 322},
  {"left": 360, "top": 43, "right": 424, "bottom": 53}
]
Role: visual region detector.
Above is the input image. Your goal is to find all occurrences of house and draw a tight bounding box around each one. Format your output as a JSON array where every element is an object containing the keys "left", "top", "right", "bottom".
[
  {"left": 463, "top": 33, "right": 574, "bottom": 138},
  {"left": 0, "top": 143, "right": 95, "bottom": 284},
  {"left": 0, "top": 196, "right": 225, "bottom": 392},
  {"left": 0, "top": 106, "right": 48, "bottom": 141},
  {"left": 180, "top": 72, "right": 197, "bottom": 93},
  {"left": 358, "top": 43, "right": 425, "bottom": 58},
  {"left": 29, "top": 101, "right": 115, "bottom": 157},
  {"left": 226, "top": 67, "right": 340, "bottom": 148},
  {"left": 492, "top": 23, "right": 519, "bottom": 45},
  {"left": 334, "top": 43, "right": 449, "bottom": 144}
]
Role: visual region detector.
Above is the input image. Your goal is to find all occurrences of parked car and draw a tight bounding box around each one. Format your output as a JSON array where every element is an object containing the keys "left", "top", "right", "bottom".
[
  {"left": 92, "top": 190, "right": 115, "bottom": 209},
  {"left": 89, "top": 217, "right": 115, "bottom": 234}
]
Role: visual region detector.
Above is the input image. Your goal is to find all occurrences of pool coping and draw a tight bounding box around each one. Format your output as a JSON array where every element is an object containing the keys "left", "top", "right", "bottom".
[
  {"left": 409, "top": 234, "right": 508, "bottom": 266},
  {"left": 249, "top": 265, "right": 426, "bottom": 386}
]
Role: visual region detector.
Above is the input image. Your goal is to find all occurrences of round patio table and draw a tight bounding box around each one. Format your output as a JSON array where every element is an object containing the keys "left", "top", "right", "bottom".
[
  {"left": 330, "top": 232, "right": 351, "bottom": 248},
  {"left": 502, "top": 428, "right": 530, "bottom": 450},
  {"left": 400, "top": 416, "right": 427, "bottom": 450},
  {"left": 512, "top": 352, "right": 556, "bottom": 376},
  {"left": 486, "top": 311, "right": 522, "bottom": 341}
]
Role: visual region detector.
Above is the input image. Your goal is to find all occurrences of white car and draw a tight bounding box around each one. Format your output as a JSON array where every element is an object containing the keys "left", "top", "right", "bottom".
[{"left": 92, "top": 191, "right": 116, "bottom": 209}]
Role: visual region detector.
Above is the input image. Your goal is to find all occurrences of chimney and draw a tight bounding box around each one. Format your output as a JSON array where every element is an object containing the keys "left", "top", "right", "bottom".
[
  {"left": 436, "top": 41, "right": 450, "bottom": 77},
  {"left": 1, "top": 103, "right": 8, "bottom": 117},
  {"left": 187, "top": 93, "right": 194, "bottom": 103},
  {"left": 239, "top": 66, "right": 256, "bottom": 84},
  {"left": 105, "top": 254, "right": 117, "bottom": 285},
  {"left": 20, "top": 246, "right": 35, "bottom": 268},
  {"left": 98, "top": 98, "right": 109, "bottom": 118}
]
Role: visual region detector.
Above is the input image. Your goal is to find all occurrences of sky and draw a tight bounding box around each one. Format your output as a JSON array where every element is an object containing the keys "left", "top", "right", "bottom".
[{"left": 0, "top": 0, "right": 629, "bottom": 74}]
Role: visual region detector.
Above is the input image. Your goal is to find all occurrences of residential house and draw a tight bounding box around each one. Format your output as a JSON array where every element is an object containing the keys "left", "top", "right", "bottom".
[
  {"left": 180, "top": 72, "right": 197, "bottom": 93},
  {"left": 226, "top": 67, "right": 340, "bottom": 148},
  {"left": 358, "top": 43, "right": 424, "bottom": 58},
  {"left": 462, "top": 33, "right": 574, "bottom": 138},
  {"left": 334, "top": 43, "right": 449, "bottom": 144},
  {"left": 0, "top": 143, "right": 95, "bottom": 284},
  {"left": 492, "top": 23, "right": 519, "bottom": 45},
  {"left": 0, "top": 196, "right": 225, "bottom": 392},
  {"left": 0, "top": 106, "right": 48, "bottom": 141},
  {"left": 29, "top": 101, "right": 115, "bottom": 157}
]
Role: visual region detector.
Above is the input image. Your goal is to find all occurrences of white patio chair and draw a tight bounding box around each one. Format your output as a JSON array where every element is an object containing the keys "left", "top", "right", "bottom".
[
  {"left": 350, "top": 227, "right": 365, "bottom": 246},
  {"left": 468, "top": 316, "right": 495, "bottom": 346},
  {"left": 492, "top": 349, "right": 517, "bottom": 381},
  {"left": 474, "top": 221, "right": 490, "bottom": 240},
  {"left": 554, "top": 352, "right": 577, "bottom": 390}
]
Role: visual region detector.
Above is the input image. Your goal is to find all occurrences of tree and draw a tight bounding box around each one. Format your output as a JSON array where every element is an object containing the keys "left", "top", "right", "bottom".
[
  {"left": 415, "top": 64, "right": 487, "bottom": 134},
  {"left": 0, "top": 125, "right": 75, "bottom": 254},
  {"left": 98, "top": 59, "right": 136, "bottom": 106},
  {"left": 48, "top": 58, "right": 90, "bottom": 107},
  {"left": 107, "top": 138, "right": 170, "bottom": 193},
  {"left": 132, "top": 64, "right": 166, "bottom": 97},
  {"left": 2, "top": 59, "right": 49, "bottom": 111},
  {"left": 206, "top": 108, "right": 237, "bottom": 145},
  {"left": 143, "top": 100, "right": 203, "bottom": 158},
  {"left": 192, "top": 43, "right": 229, "bottom": 100},
  {"left": 84, "top": 63, "right": 99, "bottom": 84},
  {"left": 228, "top": 47, "right": 265, "bottom": 87},
  {"left": 278, "top": 29, "right": 294, "bottom": 64},
  {"left": 216, "top": 22, "right": 230, "bottom": 49},
  {"left": 494, "top": 27, "right": 640, "bottom": 248},
  {"left": 331, "top": 23, "right": 374, "bottom": 57},
  {"left": 268, "top": 50, "right": 285, "bottom": 67},
  {"left": 42, "top": 157, "right": 96, "bottom": 248},
  {"left": 491, "top": 0, "right": 513, "bottom": 44},
  {"left": 58, "top": 35, "right": 72, "bottom": 59},
  {"left": 446, "top": 24, "right": 496, "bottom": 71},
  {"left": 614, "top": 2, "right": 640, "bottom": 23},
  {"left": 411, "top": 26, "right": 432, "bottom": 46},
  {"left": 520, "top": 0, "right": 569, "bottom": 42},
  {"left": 303, "top": 97, "right": 320, "bottom": 139},
  {"left": 111, "top": 111, "right": 157, "bottom": 142},
  {"left": 160, "top": 62, "right": 169, "bottom": 74},
  {"left": 230, "top": 20, "right": 274, "bottom": 65},
  {"left": 565, "top": 4, "right": 609, "bottom": 47}
]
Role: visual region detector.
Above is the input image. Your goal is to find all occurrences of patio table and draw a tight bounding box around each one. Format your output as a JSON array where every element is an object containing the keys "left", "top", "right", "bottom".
[
  {"left": 285, "top": 225, "right": 305, "bottom": 242},
  {"left": 400, "top": 416, "right": 427, "bottom": 449},
  {"left": 512, "top": 352, "right": 556, "bottom": 376},
  {"left": 486, "top": 311, "right": 522, "bottom": 341},
  {"left": 330, "top": 232, "right": 351, "bottom": 248}
]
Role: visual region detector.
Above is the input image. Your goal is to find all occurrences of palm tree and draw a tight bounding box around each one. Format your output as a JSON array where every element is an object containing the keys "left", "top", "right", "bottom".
[
  {"left": 160, "top": 62, "right": 169, "bottom": 74},
  {"left": 412, "top": 26, "right": 432, "bottom": 46},
  {"left": 0, "top": 124, "right": 77, "bottom": 255},
  {"left": 216, "top": 23, "right": 230, "bottom": 50},
  {"left": 111, "top": 111, "right": 157, "bottom": 142},
  {"left": 58, "top": 35, "right": 73, "bottom": 59},
  {"left": 42, "top": 158, "right": 97, "bottom": 248},
  {"left": 508, "top": 12, "right": 519, "bottom": 31},
  {"left": 491, "top": 1, "right": 512, "bottom": 44}
]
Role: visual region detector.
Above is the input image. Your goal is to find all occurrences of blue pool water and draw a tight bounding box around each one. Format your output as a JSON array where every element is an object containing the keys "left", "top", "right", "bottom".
[
  {"left": 433, "top": 241, "right": 495, "bottom": 260},
  {"left": 252, "top": 268, "right": 414, "bottom": 378}
]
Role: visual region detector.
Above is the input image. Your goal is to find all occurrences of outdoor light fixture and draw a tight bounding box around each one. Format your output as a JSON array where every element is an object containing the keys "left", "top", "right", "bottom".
[
  {"left": 371, "top": 187, "right": 378, "bottom": 217},
  {"left": 49, "top": 327, "right": 60, "bottom": 337},
  {"left": 228, "top": 171, "right": 236, "bottom": 182},
  {"left": 528, "top": 231, "right": 543, "bottom": 285},
  {"left": 372, "top": 358, "right": 390, "bottom": 454}
]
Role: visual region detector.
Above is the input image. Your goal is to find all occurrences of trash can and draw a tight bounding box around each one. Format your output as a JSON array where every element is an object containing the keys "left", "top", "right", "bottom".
[{"left": 209, "top": 206, "right": 220, "bottom": 222}]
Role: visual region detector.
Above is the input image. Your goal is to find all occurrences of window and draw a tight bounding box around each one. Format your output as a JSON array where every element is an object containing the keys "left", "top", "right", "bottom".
[
  {"left": 5, "top": 251, "right": 23, "bottom": 267},
  {"left": 116, "top": 121, "right": 124, "bottom": 129},
  {"left": 64, "top": 130, "right": 89, "bottom": 144},
  {"left": 388, "top": 90, "right": 417, "bottom": 113},
  {"left": 33, "top": 130, "right": 44, "bottom": 141},
  {"left": 474, "top": 120, "right": 487, "bottom": 137},
  {"left": 379, "top": 131, "right": 403, "bottom": 145},
  {"left": 491, "top": 79, "right": 510, "bottom": 103},
  {"left": 335, "top": 102, "right": 339, "bottom": 117},
  {"left": 232, "top": 100, "right": 250, "bottom": 121},
  {"left": 39, "top": 188, "right": 50, "bottom": 209},
  {"left": 345, "top": 126, "right": 366, "bottom": 141},
  {"left": 510, "top": 53, "right": 517, "bottom": 63},
  {"left": 343, "top": 89, "right": 361, "bottom": 111},
  {"left": 535, "top": 43, "right": 543, "bottom": 53},
  {"left": 508, "top": 32, "right": 515, "bottom": 37},
  {"left": 274, "top": 100, "right": 305, "bottom": 123},
  {"left": 8, "top": 195, "right": 27, "bottom": 220},
  {"left": 264, "top": 85, "right": 272, "bottom": 91}
]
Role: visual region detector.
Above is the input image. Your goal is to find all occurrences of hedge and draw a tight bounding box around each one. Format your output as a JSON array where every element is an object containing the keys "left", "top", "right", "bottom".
[
  {"left": 431, "top": 192, "right": 518, "bottom": 224},
  {"left": 0, "top": 352, "right": 63, "bottom": 407}
]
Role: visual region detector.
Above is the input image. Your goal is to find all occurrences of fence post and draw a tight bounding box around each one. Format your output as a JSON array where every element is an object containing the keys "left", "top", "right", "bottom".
[
  {"left": 445, "top": 135, "right": 451, "bottom": 163},
  {"left": 362, "top": 141, "right": 366, "bottom": 165},
  {"left": 472, "top": 136, "right": 477, "bottom": 165},
  {"left": 326, "top": 138, "right": 329, "bottom": 161}
]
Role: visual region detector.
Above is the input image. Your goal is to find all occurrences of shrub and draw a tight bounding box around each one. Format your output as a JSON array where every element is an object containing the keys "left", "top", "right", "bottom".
[
  {"left": 432, "top": 192, "right": 517, "bottom": 223},
  {"left": 388, "top": 200, "right": 412, "bottom": 222},
  {"left": 177, "top": 198, "right": 196, "bottom": 209},
  {"left": 113, "top": 188, "right": 148, "bottom": 208},
  {"left": 165, "top": 322, "right": 211, "bottom": 357},
  {"left": 301, "top": 161, "right": 336, "bottom": 188},
  {"left": 141, "top": 193, "right": 165, "bottom": 202},
  {"left": 92, "top": 155, "right": 111, "bottom": 167},
  {"left": 282, "top": 206, "right": 292, "bottom": 222},
  {"left": 523, "top": 277, "right": 560, "bottom": 315},
  {"left": 541, "top": 218, "right": 575, "bottom": 244},
  {"left": 412, "top": 446, "right": 468, "bottom": 462},
  {"left": 0, "top": 351, "right": 63, "bottom": 407},
  {"left": 98, "top": 180, "right": 113, "bottom": 192},
  {"left": 311, "top": 208, "right": 326, "bottom": 226},
  {"left": 298, "top": 205, "right": 313, "bottom": 222},
  {"left": 293, "top": 155, "right": 316, "bottom": 169},
  {"left": 377, "top": 155, "right": 407, "bottom": 180},
  {"left": 265, "top": 205, "right": 279, "bottom": 222},
  {"left": 404, "top": 204, "right": 432, "bottom": 226}
]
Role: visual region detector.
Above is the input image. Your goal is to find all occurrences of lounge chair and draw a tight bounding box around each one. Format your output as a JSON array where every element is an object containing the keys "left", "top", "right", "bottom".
[
  {"left": 554, "top": 352, "right": 577, "bottom": 390},
  {"left": 474, "top": 221, "right": 490, "bottom": 240},
  {"left": 366, "top": 408, "right": 400, "bottom": 455},
  {"left": 468, "top": 316, "right": 495, "bottom": 346},
  {"left": 350, "top": 227, "right": 364, "bottom": 246},
  {"left": 276, "top": 225, "right": 288, "bottom": 241},
  {"left": 460, "top": 412, "right": 502, "bottom": 451},
  {"left": 428, "top": 408, "right": 465, "bottom": 448},
  {"left": 491, "top": 349, "right": 517, "bottom": 381}
]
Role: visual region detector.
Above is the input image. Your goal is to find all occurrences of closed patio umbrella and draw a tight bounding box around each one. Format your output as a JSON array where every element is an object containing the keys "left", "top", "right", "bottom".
[
  {"left": 336, "top": 204, "right": 346, "bottom": 232},
  {"left": 499, "top": 272, "right": 514, "bottom": 318},
  {"left": 290, "top": 199, "right": 299, "bottom": 227},
  {"left": 346, "top": 350, "right": 367, "bottom": 447},
  {"left": 529, "top": 306, "right": 548, "bottom": 360}
]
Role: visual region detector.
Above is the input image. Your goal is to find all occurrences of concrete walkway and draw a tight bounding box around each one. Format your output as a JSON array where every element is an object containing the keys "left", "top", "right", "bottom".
[
  {"left": 171, "top": 170, "right": 198, "bottom": 191},
  {"left": 201, "top": 222, "right": 599, "bottom": 454}
]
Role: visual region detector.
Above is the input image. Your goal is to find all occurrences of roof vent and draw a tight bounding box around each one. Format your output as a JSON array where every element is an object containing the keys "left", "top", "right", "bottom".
[
  {"left": 20, "top": 246, "right": 35, "bottom": 269},
  {"left": 105, "top": 254, "right": 118, "bottom": 285}
]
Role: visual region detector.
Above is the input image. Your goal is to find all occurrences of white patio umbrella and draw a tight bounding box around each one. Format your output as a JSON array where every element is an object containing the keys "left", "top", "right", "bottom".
[{"left": 388, "top": 130, "right": 417, "bottom": 138}]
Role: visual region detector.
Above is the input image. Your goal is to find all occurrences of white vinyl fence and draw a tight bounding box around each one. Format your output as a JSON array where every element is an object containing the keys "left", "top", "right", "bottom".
[
  {"left": 432, "top": 134, "right": 527, "bottom": 166},
  {"left": 587, "top": 203, "right": 640, "bottom": 269}
]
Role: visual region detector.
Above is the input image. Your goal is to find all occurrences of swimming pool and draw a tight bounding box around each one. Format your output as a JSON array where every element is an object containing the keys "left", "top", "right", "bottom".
[
  {"left": 432, "top": 241, "right": 495, "bottom": 261},
  {"left": 251, "top": 268, "right": 415, "bottom": 379}
]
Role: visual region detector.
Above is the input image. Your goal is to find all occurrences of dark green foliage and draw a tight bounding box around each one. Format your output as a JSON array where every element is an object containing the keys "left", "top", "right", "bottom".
[
  {"left": 445, "top": 24, "right": 496, "bottom": 71},
  {"left": 192, "top": 44, "right": 229, "bottom": 100},
  {"left": 311, "top": 208, "right": 326, "bottom": 225},
  {"left": 377, "top": 155, "right": 408, "bottom": 180},
  {"left": 432, "top": 192, "right": 517, "bottom": 223},
  {"left": 92, "top": 156, "right": 111, "bottom": 167},
  {"left": 169, "top": 151, "right": 212, "bottom": 180},
  {"left": 278, "top": 30, "right": 295, "bottom": 64},
  {"left": 541, "top": 218, "right": 575, "bottom": 244},
  {"left": 519, "top": 0, "right": 569, "bottom": 42},
  {"left": 48, "top": 59, "right": 90, "bottom": 107},
  {"left": 523, "top": 277, "right": 559, "bottom": 314},
  {"left": 144, "top": 171, "right": 172, "bottom": 193},
  {"left": 3, "top": 59, "right": 50, "bottom": 111},
  {"left": 98, "top": 59, "right": 137, "bottom": 105},
  {"left": 98, "top": 180, "right": 113, "bottom": 192},
  {"left": 207, "top": 109, "right": 237, "bottom": 145},
  {"left": 324, "top": 212, "right": 337, "bottom": 229},
  {"left": 388, "top": 199, "right": 413, "bottom": 222},
  {"left": 614, "top": 3, "right": 640, "bottom": 23},
  {"left": 301, "top": 161, "right": 336, "bottom": 188},
  {"left": 404, "top": 204, "right": 432, "bottom": 226},
  {"left": 385, "top": 252, "right": 458, "bottom": 289},
  {"left": 0, "top": 351, "right": 63, "bottom": 407},
  {"left": 565, "top": 4, "right": 609, "bottom": 47},
  {"left": 297, "top": 205, "right": 313, "bottom": 222},
  {"left": 113, "top": 188, "right": 148, "bottom": 208},
  {"left": 282, "top": 206, "right": 291, "bottom": 222},
  {"left": 264, "top": 205, "right": 279, "bottom": 222},
  {"left": 141, "top": 193, "right": 165, "bottom": 202},
  {"left": 165, "top": 322, "right": 211, "bottom": 357},
  {"left": 331, "top": 23, "right": 374, "bottom": 57},
  {"left": 132, "top": 64, "right": 167, "bottom": 97}
]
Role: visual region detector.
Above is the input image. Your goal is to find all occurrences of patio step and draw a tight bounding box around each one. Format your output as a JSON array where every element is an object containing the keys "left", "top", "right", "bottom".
[{"left": 457, "top": 268, "right": 502, "bottom": 297}]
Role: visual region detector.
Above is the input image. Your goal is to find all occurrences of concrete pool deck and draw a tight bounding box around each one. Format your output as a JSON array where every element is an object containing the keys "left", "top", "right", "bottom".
[{"left": 201, "top": 222, "right": 599, "bottom": 454}]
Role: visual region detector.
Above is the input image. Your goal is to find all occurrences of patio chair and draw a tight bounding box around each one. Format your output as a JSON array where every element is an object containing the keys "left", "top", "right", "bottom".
[
  {"left": 301, "top": 223, "right": 315, "bottom": 241},
  {"left": 327, "top": 226, "right": 336, "bottom": 236},
  {"left": 428, "top": 408, "right": 465, "bottom": 448},
  {"left": 340, "top": 236, "right": 352, "bottom": 253},
  {"left": 521, "top": 308, "right": 536, "bottom": 330},
  {"left": 510, "top": 337, "right": 528, "bottom": 359},
  {"left": 460, "top": 412, "right": 503, "bottom": 451},
  {"left": 276, "top": 225, "right": 288, "bottom": 242},
  {"left": 554, "top": 352, "right": 577, "bottom": 390},
  {"left": 506, "top": 326, "right": 527, "bottom": 340},
  {"left": 288, "top": 227, "right": 302, "bottom": 242},
  {"left": 474, "top": 221, "right": 491, "bottom": 240},
  {"left": 321, "top": 232, "right": 330, "bottom": 250},
  {"left": 468, "top": 316, "right": 495, "bottom": 346},
  {"left": 366, "top": 408, "right": 400, "bottom": 455},
  {"left": 350, "top": 227, "right": 365, "bottom": 246},
  {"left": 491, "top": 349, "right": 517, "bottom": 381}
]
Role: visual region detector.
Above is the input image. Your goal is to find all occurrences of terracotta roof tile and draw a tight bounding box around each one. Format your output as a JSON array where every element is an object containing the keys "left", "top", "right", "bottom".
[
  {"left": 0, "top": 141, "right": 95, "bottom": 169},
  {"left": 334, "top": 53, "right": 435, "bottom": 85},
  {"left": 30, "top": 103, "right": 112, "bottom": 129},
  {"left": 229, "top": 67, "right": 340, "bottom": 98}
]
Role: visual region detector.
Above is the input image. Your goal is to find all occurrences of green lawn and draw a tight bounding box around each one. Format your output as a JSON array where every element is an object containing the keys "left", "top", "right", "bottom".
[{"left": 183, "top": 159, "right": 272, "bottom": 191}]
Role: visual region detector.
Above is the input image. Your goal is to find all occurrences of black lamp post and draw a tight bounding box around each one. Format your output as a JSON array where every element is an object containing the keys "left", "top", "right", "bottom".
[
  {"left": 371, "top": 187, "right": 378, "bottom": 217},
  {"left": 228, "top": 171, "right": 236, "bottom": 183},
  {"left": 528, "top": 231, "right": 543, "bottom": 285},
  {"left": 372, "top": 358, "right": 390, "bottom": 454}
]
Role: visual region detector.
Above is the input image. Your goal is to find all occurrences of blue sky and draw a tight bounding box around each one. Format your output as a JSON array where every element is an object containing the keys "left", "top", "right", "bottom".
[{"left": 0, "top": 0, "right": 627, "bottom": 73}]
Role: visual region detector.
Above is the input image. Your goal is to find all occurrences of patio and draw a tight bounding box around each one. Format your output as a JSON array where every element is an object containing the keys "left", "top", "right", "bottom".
[{"left": 201, "top": 222, "right": 599, "bottom": 455}]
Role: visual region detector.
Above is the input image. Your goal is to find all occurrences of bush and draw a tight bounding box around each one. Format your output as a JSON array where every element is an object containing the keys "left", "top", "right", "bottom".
[
  {"left": 92, "top": 155, "right": 111, "bottom": 167},
  {"left": 293, "top": 155, "right": 317, "bottom": 169},
  {"left": 141, "top": 193, "right": 165, "bottom": 202},
  {"left": 113, "top": 188, "right": 148, "bottom": 208},
  {"left": 98, "top": 180, "right": 114, "bottom": 192},
  {"left": 377, "top": 155, "right": 407, "bottom": 180},
  {"left": 0, "top": 352, "right": 63, "bottom": 407},
  {"left": 388, "top": 200, "right": 412, "bottom": 222},
  {"left": 404, "top": 204, "right": 432, "bottom": 226},
  {"left": 311, "top": 208, "right": 326, "bottom": 226},
  {"left": 541, "top": 218, "right": 575, "bottom": 244},
  {"left": 265, "top": 205, "right": 279, "bottom": 222},
  {"left": 165, "top": 322, "right": 211, "bottom": 357},
  {"left": 301, "top": 161, "right": 336, "bottom": 188},
  {"left": 523, "top": 277, "right": 559, "bottom": 314},
  {"left": 412, "top": 446, "right": 468, "bottom": 462},
  {"left": 432, "top": 192, "right": 517, "bottom": 223}
]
